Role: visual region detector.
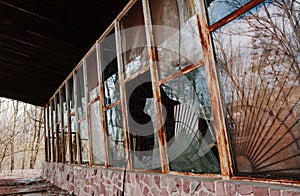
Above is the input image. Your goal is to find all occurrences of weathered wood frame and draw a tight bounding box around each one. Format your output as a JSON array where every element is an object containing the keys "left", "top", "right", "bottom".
[
  {"left": 65, "top": 81, "right": 74, "bottom": 163},
  {"left": 59, "top": 88, "right": 65, "bottom": 163}
]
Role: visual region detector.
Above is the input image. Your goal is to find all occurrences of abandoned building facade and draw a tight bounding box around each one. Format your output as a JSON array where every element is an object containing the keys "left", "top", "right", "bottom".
[{"left": 43, "top": 0, "right": 300, "bottom": 195}]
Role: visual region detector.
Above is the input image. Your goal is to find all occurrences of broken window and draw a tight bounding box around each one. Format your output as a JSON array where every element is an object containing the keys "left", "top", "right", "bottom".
[
  {"left": 101, "top": 29, "right": 126, "bottom": 168},
  {"left": 106, "top": 104, "right": 126, "bottom": 168},
  {"left": 120, "top": 0, "right": 148, "bottom": 78},
  {"left": 55, "top": 93, "right": 63, "bottom": 162},
  {"left": 86, "top": 48, "right": 99, "bottom": 101},
  {"left": 161, "top": 67, "right": 220, "bottom": 173},
  {"left": 149, "top": 0, "right": 202, "bottom": 79},
  {"left": 61, "top": 86, "right": 70, "bottom": 163},
  {"left": 101, "top": 30, "right": 120, "bottom": 106},
  {"left": 67, "top": 77, "right": 77, "bottom": 164},
  {"left": 86, "top": 47, "right": 105, "bottom": 165},
  {"left": 212, "top": 1, "right": 300, "bottom": 180},
  {"left": 51, "top": 100, "right": 56, "bottom": 162},
  {"left": 125, "top": 71, "right": 161, "bottom": 170},
  {"left": 75, "top": 65, "right": 89, "bottom": 164}
]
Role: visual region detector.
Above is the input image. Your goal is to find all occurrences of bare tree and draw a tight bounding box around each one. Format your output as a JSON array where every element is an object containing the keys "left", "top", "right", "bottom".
[{"left": 0, "top": 98, "right": 44, "bottom": 171}]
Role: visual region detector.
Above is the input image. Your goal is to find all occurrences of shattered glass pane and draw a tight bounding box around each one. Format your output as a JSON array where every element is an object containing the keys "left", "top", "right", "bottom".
[
  {"left": 161, "top": 67, "right": 220, "bottom": 173},
  {"left": 106, "top": 105, "right": 126, "bottom": 168},
  {"left": 120, "top": 0, "right": 148, "bottom": 78},
  {"left": 150, "top": 0, "right": 203, "bottom": 79},
  {"left": 90, "top": 101, "right": 105, "bottom": 165}
]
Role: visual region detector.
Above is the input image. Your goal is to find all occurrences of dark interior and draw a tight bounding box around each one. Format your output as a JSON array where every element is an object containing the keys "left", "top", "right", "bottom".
[{"left": 0, "top": 0, "right": 129, "bottom": 106}]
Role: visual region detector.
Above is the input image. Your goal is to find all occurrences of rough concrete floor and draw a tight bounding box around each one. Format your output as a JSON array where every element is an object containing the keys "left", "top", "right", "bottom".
[{"left": 0, "top": 178, "right": 71, "bottom": 195}]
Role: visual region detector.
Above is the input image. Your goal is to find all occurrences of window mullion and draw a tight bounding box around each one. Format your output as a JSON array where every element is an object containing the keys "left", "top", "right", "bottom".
[
  {"left": 194, "top": 0, "right": 233, "bottom": 178},
  {"left": 142, "top": 0, "right": 169, "bottom": 173}
]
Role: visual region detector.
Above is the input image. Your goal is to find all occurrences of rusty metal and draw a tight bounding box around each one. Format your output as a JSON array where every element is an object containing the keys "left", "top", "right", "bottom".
[
  {"left": 66, "top": 81, "right": 74, "bottom": 163},
  {"left": 73, "top": 70, "right": 82, "bottom": 165},
  {"left": 168, "top": 171, "right": 222, "bottom": 178},
  {"left": 88, "top": 96, "right": 100, "bottom": 105},
  {"left": 44, "top": 107, "right": 48, "bottom": 162},
  {"left": 115, "top": 20, "right": 133, "bottom": 170},
  {"left": 83, "top": 59, "right": 93, "bottom": 166},
  {"left": 54, "top": 95, "right": 60, "bottom": 163},
  {"left": 42, "top": 0, "right": 300, "bottom": 185},
  {"left": 124, "top": 65, "right": 150, "bottom": 83},
  {"left": 194, "top": 0, "right": 233, "bottom": 178},
  {"left": 59, "top": 89, "right": 66, "bottom": 163},
  {"left": 142, "top": 0, "right": 169, "bottom": 174},
  {"left": 208, "top": 0, "right": 265, "bottom": 32},
  {"left": 96, "top": 41, "right": 110, "bottom": 168},
  {"left": 159, "top": 60, "right": 205, "bottom": 86},
  {"left": 50, "top": 101, "right": 55, "bottom": 162},
  {"left": 104, "top": 100, "right": 121, "bottom": 111}
]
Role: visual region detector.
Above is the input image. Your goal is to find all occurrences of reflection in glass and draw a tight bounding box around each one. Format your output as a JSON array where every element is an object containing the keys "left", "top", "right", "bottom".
[
  {"left": 79, "top": 120, "right": 89, "bottom": 164},
  {"left": 76, "top": 66, "right": 86, "bottom": 120},
  {"left": 120, "top": 0, "right": 148, "bottom": 78},
  {"left": 90, "top": 102, "right": 105, "bottom": 165},
  {"left": 56, "top": 93, "right": 61, "bottom": 123},
  {"left": 61, "top": 86, "right": 68, "bottom": 127},
  {"left": 86, "top": 48, "right": 100, "bottom": 101},
  {"left": 68, "top": 78, "right": 75, "bottom": 114},
  {"left": 150, "top": 0, "right": 202, "bottom": 79},
  {"left": 61, "top": 86, "right": 69, "bottom": 162},
  {"left": 64, "top": 127, "right": 70, "bottom": 162},
  {"left": 71, "top": 115, "right": 77, "bottom": 163},
  {"left": 56, "top": 92, "right": 62, "bottom": 162},
  {"left": 106, "top": 105, "right": 126, "bottom": 168},
  {"left": 101, "top": 31, "right": 120, "bottom": 105},
  {"left": 213, "top": 1, "right": 300, "bottom": 179},
  {"left": 161, "top": 67, "right": 220, "bottom": 173},
  {"left": 205, "top": 0, "right": 251, "bottom": 25},
  {"left": 67, "top": 77, "right": 77, "bottom": 163},
  {"left": 125, "top": 71, "right": 161, "bottom": 170}
]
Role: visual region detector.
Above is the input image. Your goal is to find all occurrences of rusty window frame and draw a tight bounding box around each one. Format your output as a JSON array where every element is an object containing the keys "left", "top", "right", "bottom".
[
  {"left": 74, "top": 64, "right": 83, "bottom": 164},
  {"left": 42, "top": 0, "right": 300, "bottom": 184},
  {"left": 59, "top": 88, "right": 66, "bottom": 163},
  {"left": 84, "top": 44, "right": 107, "bottom": 166},
  {"left": 82, "top": 58, "right": 93, "bottom": 166},
  {"left": 50, "top": 100, "right": 55, "bottom": 162},
  {"left": 198, "top": 0, "right": 300, "bottom": 184},
  {"left": 65, "top": 80, "right": 74, "bottom": 163},
  {"left": 44, "top": 106, "right": 50, "bottom": 162}
]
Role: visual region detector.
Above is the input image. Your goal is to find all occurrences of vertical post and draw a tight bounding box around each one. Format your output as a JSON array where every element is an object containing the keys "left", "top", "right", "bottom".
[
  {"left": 50, "top": 101, "right": 55, "bottom": 162},
  {"left": 59, "top": 89, "right": 65, "bottom": 163},
  {"left": 74, "top": 71, "right": 82, "bottom": 165},
  {"left": 44, "top": 107, "right": 48, "bottom": 162},
  {"left": 96, "top": 41, "right": 110, "bottom": 167},
  {"left": 142, "top": 0, "right": 169, "bottom": 173},
  {"left": 54, "top": 95, "right": 60, "bottom": 162},
  {"left": 115, "top": 20, "right": 132, "bottom": 170},
  {"left": 83, "top": 58, "right": 94, "bottom": 166},
  {"left": 66, "top": 80, "right": 73, "bottom": 163},
  {"left": 194, "top": 0, "right": 233, "bottom": 178},
  {"left": 47, "top": 106, "right": 51, "bottom": 162}
]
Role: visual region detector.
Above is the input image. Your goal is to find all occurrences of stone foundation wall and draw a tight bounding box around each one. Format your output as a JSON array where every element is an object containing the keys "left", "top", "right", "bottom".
[{"left": 43, "top": 162, "right": 300, "bottom": 196}]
